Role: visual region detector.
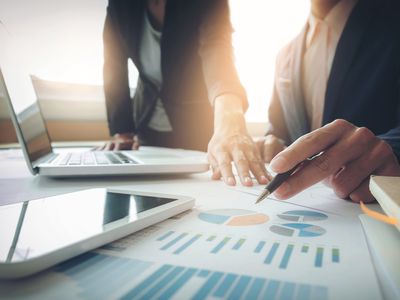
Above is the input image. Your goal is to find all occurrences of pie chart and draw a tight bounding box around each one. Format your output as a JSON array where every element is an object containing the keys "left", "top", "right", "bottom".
[
  {"left": 270, "top": 223, "right": 326, "bottom": 237},
  {"left": 198, "top": 209, "right": 269, "bottom": 226},
  {"left": 277, "top": 210, "right": 328, "bottom": 222}
]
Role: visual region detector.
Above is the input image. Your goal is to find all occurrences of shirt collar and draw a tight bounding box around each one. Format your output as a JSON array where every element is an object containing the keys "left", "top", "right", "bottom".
[
  {"left": 306, "top": 0, "right": 358, "bottom": 47},
  {"left": 324, "top": 0, "right": 358, "bottom": 38}
]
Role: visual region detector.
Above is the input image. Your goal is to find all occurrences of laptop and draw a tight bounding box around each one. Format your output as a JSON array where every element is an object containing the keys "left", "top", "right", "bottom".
[{"left": 0, "top": 66, "right": 209, "bottom": 177}]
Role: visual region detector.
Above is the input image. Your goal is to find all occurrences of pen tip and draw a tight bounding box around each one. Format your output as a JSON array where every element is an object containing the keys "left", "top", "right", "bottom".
[{"left": 255, "top": 190, "right": 271, "bottom": 204}]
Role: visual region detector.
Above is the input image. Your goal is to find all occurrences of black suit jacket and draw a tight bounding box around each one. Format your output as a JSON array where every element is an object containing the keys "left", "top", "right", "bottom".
[
  {"left": 268, "top": 0, "right": 400, "bottom": 158},
  {"left": 103, "top": 0, "right": 247, "bottom": 151}
]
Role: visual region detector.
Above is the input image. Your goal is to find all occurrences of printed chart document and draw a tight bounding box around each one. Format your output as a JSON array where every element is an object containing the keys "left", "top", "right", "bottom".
[
  {"left": 233, "top": 182, "right": 379, "bottom": 218},
  {"left": 0, "top": 183, "right": 382, "bottom": 300}
]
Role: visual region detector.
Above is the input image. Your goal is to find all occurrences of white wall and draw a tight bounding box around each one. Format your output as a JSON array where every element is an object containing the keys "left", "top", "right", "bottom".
[{"left": 0, "top": 0, "right": 107, "bottom": 84}]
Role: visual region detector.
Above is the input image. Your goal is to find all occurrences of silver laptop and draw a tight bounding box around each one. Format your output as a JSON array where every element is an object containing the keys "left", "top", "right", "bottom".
[{"left": 0, "top": 66, "right": 209, "bottom": 177}]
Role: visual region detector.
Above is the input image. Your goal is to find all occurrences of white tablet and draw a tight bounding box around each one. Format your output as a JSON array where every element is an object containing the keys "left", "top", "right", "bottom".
[{"left": 0, "top": 188, "right": 194, "bottom": 279}]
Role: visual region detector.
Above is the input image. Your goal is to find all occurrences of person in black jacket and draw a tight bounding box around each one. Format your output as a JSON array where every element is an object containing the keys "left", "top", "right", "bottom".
[
  {"left": 258, "top": 0, "right": 400, "bottom": 202},
  {"left": 100, "top": 0, "right": 268, "bottom": 186}
]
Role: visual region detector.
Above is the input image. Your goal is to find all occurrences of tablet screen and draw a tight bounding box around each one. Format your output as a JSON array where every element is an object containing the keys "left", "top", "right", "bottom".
[{"left": 0, "top": 189, "right": 177, "bottom": 263}]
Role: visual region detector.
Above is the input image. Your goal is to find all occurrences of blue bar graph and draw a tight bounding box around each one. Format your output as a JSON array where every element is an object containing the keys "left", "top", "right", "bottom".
[
  {"left": 160, "top": 233, "right": 188, "bottom": 251},
  {"left": 55, "top": 253, "right": 329, "bottom": 300},
  {"left": 263, "top": 280, "right": 280, "bottom": 299},
  {"left": 254, "top": 241, "right": 266, "bottom": 253},
  {"left": 211, "top": 237, "right": 231, "bottom": 254},
  {"left": 198, "top": 270, "right": 210, "bottom": 278},
  {"left": 55, "top": 253, "right": 154, "bottom": 300},
  {"left": 232, "top": 238, "right": 246, "bottom": 250},
  {"left": 244, "top": 278, "right": 266, "bottom": 300},
  {"left": 214, "top": 274, "right": 237, "bottom": 298},
  {"left": 158, "top": 268, "right": 197, "bottom": 300},
  {"left": 279, "top": 244, "right": 294, "bottom": 269},
  {"left": 138, "top": 266, "right": 185, "bottom": 299},
  {"left": 192, "top": 272, "right": 224, "bottom": 300},
  {"left": 173, "top": 234, "right": 202, "bottom": 255},
  {"left": 227, "top": 275, "right": 251, "bottom": 300},
  {"left": 206, "top": 235, "right": 216, "bottom": 241},
  {"left": 279, "top": 282, "right": 296, "bottom": 300},
  {"left": 121, "top": 265, "right": 172, "bottom": 300},
  {"left": 315, "top": 247, "right": 324, "bottom": 268},
  {"left": 81, "top": 256, "right": 149, "bottom": 298},
  {"left": 264, "top": 242, "right": 280, "bottom": 264},
  {"left": 332, "top": 248, "right": 340, "bottom": 263},
  {"left": 155, "top": 231, "right": 340, "bottom": 271},
  {"left": 157, "top": 231, "right": 175, "bottom": 241},
  {"left": 301, "top": 245, "right": 309, "bottom": 253},
  {"left": 57, "top": 252, "right": 106, "bottom": 276},
  {"left": 297, "top": 284, "right": 311, "bottom": 300}
]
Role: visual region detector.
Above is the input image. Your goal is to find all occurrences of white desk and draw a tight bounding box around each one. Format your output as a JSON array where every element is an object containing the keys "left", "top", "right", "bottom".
[{"left": 0, "top": 147, "right": 391, "bottom": 300}]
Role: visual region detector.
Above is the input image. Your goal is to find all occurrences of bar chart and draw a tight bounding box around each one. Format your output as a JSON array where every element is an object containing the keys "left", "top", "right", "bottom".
[
  {"left": 156, "top": 231, "right": 341, "bottom": 269},
  {"left": 55, "top": 251, "right": 329, "bottom": 300},
  {"left": 54, "top": 252, "right": 153, "bottom": 299}
]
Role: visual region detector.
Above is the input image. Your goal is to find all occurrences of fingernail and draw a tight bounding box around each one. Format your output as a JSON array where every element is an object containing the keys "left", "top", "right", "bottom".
[
  {"left": 260, "top": 175, "right": 268, "bottom": 184},
  {"left": 227, "top": 177, "right": 236, "bottom": 186},
  {"left": 244, "top": 176, "right": 253, "bottom": 186},
  {"left": 270, "top": 156, "right": 286, "bottom": 172},
  {"left": 274, "top": 182, "right": 290, "bottom": 198}
]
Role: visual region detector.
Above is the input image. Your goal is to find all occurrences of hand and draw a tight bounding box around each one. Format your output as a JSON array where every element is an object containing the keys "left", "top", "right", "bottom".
[
  {"left": 269, "top": 119, "right": 400, "bottom": 202},
  {"left": 255, "top": 134, "right": 286, "bottom": 163},
  {"left": 207, "top": 94, "right": 268, "bottom": 186},
  {"left": 97, "top": 133, "right": 140, "bottom": 151}
]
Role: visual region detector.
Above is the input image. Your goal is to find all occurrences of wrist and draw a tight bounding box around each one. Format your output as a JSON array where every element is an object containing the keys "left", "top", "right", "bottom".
[
  {"left": 114, "top": 132, "right": 134, "bottom": 139},
  {"left": 214, "top": 94, "right": 244, "bottom": 114},
  {"left": 214, "top": 94, "right": 246, "bottom": 131}
]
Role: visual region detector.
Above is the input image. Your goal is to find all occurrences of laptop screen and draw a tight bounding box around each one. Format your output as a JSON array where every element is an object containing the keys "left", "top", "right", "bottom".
[{"left": 0, "top": 66, "right": 52, "bottom": 163}]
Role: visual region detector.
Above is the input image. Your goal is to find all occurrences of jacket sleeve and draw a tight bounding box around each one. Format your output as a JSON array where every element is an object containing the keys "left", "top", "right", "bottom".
[
  {"left": 380, "top": 128, "right": 400, "bottom": 160},
  {"left": 378, "top": 62, "right": 400, "bottom": 160},
  {"left": 103, "top": 2, "right": 134, "bottom": 135},
  {"left": 197, "top": 0, "right": 248, "bottom": 110}
]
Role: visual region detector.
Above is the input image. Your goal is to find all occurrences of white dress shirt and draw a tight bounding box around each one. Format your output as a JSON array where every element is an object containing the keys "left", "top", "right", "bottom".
[
  {"left": 139, "top": 11, "right": 173, "bottom": 132},
  {"left": 302, "top": 0, "right": 358, "bottom": 130}
]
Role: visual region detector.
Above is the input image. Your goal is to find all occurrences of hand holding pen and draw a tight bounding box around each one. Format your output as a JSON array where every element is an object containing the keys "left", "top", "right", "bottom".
[
  {"left": 255, "top": 163, "right": 301, "bottom": 204},
  {"left": 256, "top": 120, "right": 400, "bottom": 204}
]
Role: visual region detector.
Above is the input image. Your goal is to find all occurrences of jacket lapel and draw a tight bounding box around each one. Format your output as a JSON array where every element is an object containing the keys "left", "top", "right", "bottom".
[{"left": 323, "top": 0, "right": 380, "bottom": 124}]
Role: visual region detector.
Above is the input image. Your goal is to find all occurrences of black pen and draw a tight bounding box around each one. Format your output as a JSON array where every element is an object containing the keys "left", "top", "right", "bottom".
[{"left": 255, "top": 163, "right": 301, "bottom": 204}]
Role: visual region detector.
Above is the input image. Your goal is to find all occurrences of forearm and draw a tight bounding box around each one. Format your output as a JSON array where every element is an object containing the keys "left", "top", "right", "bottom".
[
  {"left": 199, "top": 0, "right": 248, "bottom": 110},
  {"left": 213, "top": 94, "right": 246, "bottom": 132},
  {"left": 103, "top": 5, "right": 134, "bottom": 135}
]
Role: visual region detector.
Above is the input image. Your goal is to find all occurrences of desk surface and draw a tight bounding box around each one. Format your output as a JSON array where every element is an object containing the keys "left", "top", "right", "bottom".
[{"left": 0, "top": 147, "right": 387, "bottom": 300}]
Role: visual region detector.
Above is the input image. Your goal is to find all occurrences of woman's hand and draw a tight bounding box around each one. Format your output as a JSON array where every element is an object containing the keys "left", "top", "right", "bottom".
[
  {"left": 207, "top": 94, "right": 269, "bottom": 186},
  {"left": 255, "top": 134, "right": 286, "bottom": 163},
  {"left": 96, "top": 133, "right": 140, "bottom": 151}
]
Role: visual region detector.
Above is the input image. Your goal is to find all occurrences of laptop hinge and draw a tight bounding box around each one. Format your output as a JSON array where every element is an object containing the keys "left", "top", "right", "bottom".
[{"left": 32, "top": 152, "right": 58, "bottom": 169}]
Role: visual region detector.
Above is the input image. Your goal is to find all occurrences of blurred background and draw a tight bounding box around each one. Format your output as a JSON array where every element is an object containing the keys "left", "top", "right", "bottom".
[{"left": 0, "top": 0, "right": 309, "bottom": 143}]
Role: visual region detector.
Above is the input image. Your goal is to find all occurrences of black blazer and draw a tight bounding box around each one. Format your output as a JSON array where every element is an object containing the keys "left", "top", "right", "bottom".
[
  {"left": 269, "top": 0, "right": 400, "bottom": 158},
  {"left": 324, "top": 0, "right": 400, "bottom": 158},
  {"left": 103, "top": 0, "right": 247, "bottom": 151}
]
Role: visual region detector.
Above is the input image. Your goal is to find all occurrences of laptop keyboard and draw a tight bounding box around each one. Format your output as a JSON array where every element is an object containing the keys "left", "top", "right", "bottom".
[{"left": 54, "top": 152, "right": 138, "bottom": 166}]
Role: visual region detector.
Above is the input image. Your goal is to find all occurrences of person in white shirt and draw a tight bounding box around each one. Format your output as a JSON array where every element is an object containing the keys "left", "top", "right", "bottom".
[{"left": 258, "top": 0, "right": 400, "bottom": 202}]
